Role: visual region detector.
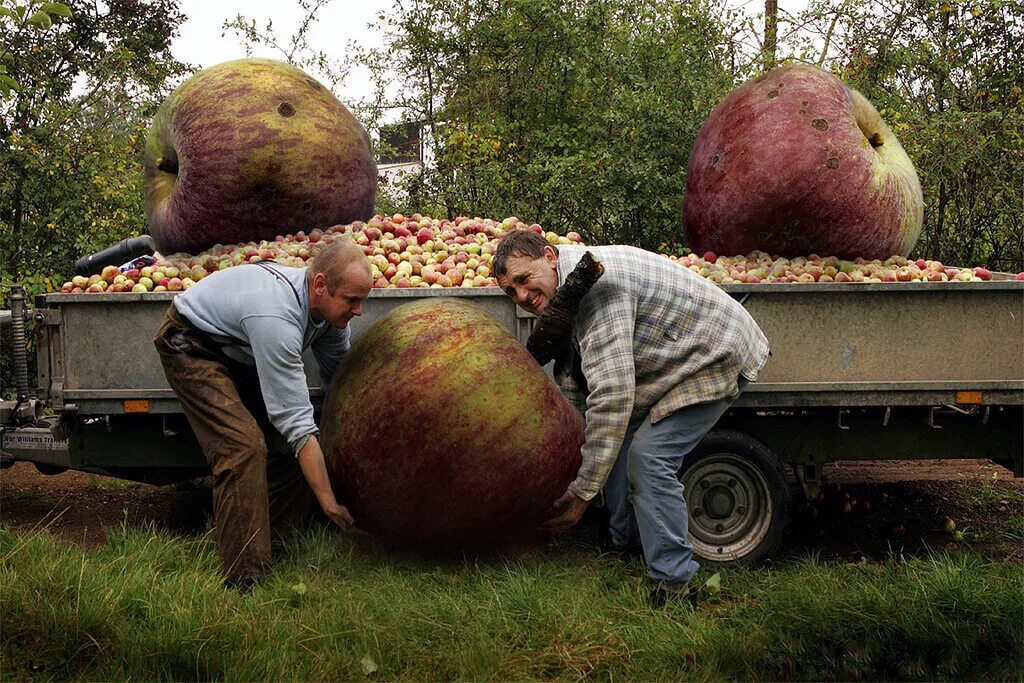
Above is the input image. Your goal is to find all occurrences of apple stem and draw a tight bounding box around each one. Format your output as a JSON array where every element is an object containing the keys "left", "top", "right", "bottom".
[{"left": 868, "top": 133, "right": 884, "bottom": 148}]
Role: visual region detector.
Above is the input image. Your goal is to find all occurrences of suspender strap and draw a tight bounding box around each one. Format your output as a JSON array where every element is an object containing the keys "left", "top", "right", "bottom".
[{"left": 252, "top": 261, "right": 303, "bottom": 306}]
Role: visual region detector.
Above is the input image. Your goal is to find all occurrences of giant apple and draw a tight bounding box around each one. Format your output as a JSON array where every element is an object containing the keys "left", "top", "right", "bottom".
[
  {"left": 683, "top": 64, "right": 923, "bottom": 259},
  {"left": 145, "top": 58, "right": 377, "bottom": 254},
  {"left": 320, "top": 298, "right": 584, "bottom": 548}
]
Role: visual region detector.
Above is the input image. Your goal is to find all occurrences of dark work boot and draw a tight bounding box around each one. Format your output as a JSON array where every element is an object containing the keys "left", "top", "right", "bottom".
[
  {"left": 224, "top": 573, "right": 267, "bottom": 596},
  {"left": 649, "top": 580, "right": 698, "bottom": 609}
]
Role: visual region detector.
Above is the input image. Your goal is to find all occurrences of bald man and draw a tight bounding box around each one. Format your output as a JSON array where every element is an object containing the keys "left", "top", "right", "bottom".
[{"left": 154, "top": 239, "right": 372, "bottom": 589}]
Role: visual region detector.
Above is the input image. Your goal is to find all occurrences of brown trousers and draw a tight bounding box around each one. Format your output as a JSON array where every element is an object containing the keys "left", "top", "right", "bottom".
[{"left": 154, "top": 305, "right": 315, "bottom": 581}]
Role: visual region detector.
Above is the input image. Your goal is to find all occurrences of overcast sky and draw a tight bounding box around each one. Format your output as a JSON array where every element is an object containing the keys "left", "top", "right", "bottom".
[
  {"left": 171, "top": 0, "right": 384, "bottom": 102},
  {"left": 171, "top": 0, "right": 810, "bottom": 110}
]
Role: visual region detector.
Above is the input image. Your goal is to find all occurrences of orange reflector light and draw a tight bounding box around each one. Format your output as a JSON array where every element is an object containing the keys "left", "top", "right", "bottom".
[
  {"left": 955, "top": 391, "right": 983, "bottom": 405},
  {"left": 123, "top": 400, "right": 151, "bottom": 413}
]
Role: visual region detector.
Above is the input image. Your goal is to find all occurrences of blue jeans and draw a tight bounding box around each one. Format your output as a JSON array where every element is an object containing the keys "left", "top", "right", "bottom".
[{"left": 603, "top": 393, "right": 737, "bottom": 585}]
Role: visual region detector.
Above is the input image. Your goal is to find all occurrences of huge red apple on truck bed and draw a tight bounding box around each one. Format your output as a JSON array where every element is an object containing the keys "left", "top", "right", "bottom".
[
  {"left": 683, "top": 64, "right": 923, "bottom": 259},
  {"left": 144, "top": 58, "right": 377, "bottom": 255},
  {"left": 320, "top": 298, "right": 584, "bottom": 548}
]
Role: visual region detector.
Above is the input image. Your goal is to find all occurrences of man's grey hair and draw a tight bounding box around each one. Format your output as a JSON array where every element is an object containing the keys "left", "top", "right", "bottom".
[
  {"left": 493, "top": 229, "right": 557, "bottom": 277},
  {"left": 308, "top": 238, "right": 371, "bottom": 292}
]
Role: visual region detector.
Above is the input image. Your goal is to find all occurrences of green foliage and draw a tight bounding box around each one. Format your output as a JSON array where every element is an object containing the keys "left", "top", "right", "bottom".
[
  {"left": 0, "top": 2, "right": 73, "bottom": 95},
  {"left": 358, "top": 0, "right": 1022, "bottom": 269},
  {"left": 357, "top": 0, "right": 738, "bottom": 251},
  {"left": 0, "top": 0, "right": 189, "bottom": 296}
]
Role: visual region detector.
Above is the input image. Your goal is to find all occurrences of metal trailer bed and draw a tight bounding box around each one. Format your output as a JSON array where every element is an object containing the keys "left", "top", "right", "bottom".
[{"left": 4, "top": 281, "right": 1022, "bottom": 564}]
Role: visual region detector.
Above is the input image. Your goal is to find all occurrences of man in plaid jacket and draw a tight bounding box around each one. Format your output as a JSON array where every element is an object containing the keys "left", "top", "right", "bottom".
[{"left": 495, "top": 230, "right": 770, "bottom": 606}]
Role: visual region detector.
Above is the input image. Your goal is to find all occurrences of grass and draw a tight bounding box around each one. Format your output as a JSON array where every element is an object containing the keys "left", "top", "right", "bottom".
[
  {"left": 85, "top": 475, "right": 139, "bottom": 492},
  {"left": 1, "top": 523, "right": 1022, "bottom": 681},
  {"left": 7, "top": 490, "right": 40, "bottom": 503},
  {"left": 958, "top": 481, "right": 1024, "bottom": 508}
]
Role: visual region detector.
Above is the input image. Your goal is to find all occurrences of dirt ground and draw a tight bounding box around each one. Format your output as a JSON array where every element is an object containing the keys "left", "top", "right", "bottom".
[{"left": 1, "top": 458, "right": 1021, "bottom": 562}]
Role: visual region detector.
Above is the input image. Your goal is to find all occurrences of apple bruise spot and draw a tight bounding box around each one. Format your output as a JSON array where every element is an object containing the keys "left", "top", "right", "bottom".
[
  {"left": 827, "top": 157, "right": 840, "bottom": 169},
  {"left": 767, "top": 89, "right": 779, "bottom": 99},
  {"left": 305, "top": 77, "right": 322, "bottom": 91},
  {"left": 278, "top": 102, "right": 296, "bottom": 117},
  {"left": 811, "top": 118, "right": 829, "bottom": 132}
]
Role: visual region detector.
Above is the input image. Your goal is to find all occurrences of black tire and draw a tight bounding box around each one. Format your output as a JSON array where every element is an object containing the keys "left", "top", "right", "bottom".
[{"left": 679, "top": 428, "right": 790, "bottom": 566}]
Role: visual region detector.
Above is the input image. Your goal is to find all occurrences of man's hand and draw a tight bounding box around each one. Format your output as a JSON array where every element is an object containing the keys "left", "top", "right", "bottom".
[
  {"left": 320, "top": 499, "right": 368, "bottom": 537},
  {"left": 297, "top": 435, "right": 367, "bottom": 537},
  {"left": 541, "top": 490, "right": 589, "bottom": 532}
]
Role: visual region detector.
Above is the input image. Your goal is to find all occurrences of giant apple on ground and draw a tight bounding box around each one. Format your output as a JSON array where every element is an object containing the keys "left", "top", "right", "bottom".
[
  {"left": 683, "top": 63, "right": 923, "bottom": 259},
  {"left": 144, "top": 58, "right": 377, "bottom": 254},
  {"left": 320, "top": 299, "right": 584, "bottom": 548}
]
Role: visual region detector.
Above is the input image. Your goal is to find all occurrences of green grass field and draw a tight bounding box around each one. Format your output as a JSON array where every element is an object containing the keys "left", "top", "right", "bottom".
[{"left": 2, "top": 520, "right": 1021, "bottom": 681}]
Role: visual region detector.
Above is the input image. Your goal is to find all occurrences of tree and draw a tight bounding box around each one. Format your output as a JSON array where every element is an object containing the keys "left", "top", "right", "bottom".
[
  {"left": 0, "top": 0, "right": 189, "bottom": 294},
  {"left": 221, "top": 0, "right": 349, "bottom": 90},
  {"left": 358, "top": 0, "right": 740, "bottom": 251}
]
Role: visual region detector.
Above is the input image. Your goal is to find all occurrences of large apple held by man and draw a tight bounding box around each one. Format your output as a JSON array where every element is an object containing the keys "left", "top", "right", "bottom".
[
  {"left": 144, "top": 58, "right": 377, "bottom": 254},
  {"left": 683, "top": 63, "right": 923, "bottom": 259},
  {"left": 320, "top": 299, "right": 584, "bottom": 548}
]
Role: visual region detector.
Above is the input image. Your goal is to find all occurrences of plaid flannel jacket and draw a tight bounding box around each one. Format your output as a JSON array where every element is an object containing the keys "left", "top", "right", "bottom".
[{"left": 554, "top": 245, "right": 770, "bottom": 500}]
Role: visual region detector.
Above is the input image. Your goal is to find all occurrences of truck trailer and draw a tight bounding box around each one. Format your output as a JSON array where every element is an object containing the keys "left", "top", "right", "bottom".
[{"left": 3, "top": 280, "right": 1022, "bottom": 565}]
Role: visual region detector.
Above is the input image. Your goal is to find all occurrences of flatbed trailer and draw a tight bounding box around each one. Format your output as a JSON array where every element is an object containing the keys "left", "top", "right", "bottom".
[{"left": 3, "top": 281, "right": 1022, "bottom": 564}]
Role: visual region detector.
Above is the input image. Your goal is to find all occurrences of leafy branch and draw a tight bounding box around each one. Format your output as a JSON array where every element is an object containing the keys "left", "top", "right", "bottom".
[{"left": 0, "top": 0, "right": 72, "bottom": 96}]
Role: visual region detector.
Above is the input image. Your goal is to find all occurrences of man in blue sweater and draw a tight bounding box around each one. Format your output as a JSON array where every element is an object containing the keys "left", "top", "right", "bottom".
[{"left": 154, "top": 238, "right": 372, "bottom": 590}]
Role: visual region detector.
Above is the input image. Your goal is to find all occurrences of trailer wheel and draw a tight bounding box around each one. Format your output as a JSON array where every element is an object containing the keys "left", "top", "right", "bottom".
[{"left": 680, "top": 428, "right": 790, "bottom": 566}]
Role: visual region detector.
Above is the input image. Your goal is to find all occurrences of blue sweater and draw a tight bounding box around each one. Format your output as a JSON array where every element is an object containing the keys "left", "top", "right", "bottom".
[{"left": 173, "top": 263, "right": 349, "bottom": 455}]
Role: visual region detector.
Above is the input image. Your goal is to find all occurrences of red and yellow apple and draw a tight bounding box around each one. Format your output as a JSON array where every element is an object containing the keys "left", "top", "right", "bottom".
[
  {"left": 683, "top": 63, "right": 923, "bottom": 259},
  {"left": 144, "top": 58, "right": 377, "bottom": 254},
  {"left": 320, "top": 299, "right": 584, "bottom": 548}
]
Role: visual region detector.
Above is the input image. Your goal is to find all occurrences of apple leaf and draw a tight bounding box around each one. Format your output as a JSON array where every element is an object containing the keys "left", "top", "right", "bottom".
[
  {"left": 41, "top": 3, "right": 72, "bottom": 18},
  {"left": 0, "top": 74, "right": 18, "bottom": 97},
  {"left": 0, "top": 7, "right": 18, "bottom": 19},
  {"left": 26, "top": 10, "right": 52, "bottom": 29},
  {"left": 702, "top": 572, "right": 722, "bottom": 595},
  {"left": 359, "top": 655, "right": 378, "bottom": 675}
]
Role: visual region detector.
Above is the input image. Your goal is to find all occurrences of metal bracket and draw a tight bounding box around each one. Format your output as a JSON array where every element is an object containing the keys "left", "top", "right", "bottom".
[
  {"left": 926, "top": 406, "right": 942, "bottom": 429},
  {"left": 836, "top": 409, "right": 850, "bottom": 430},
  {"left": 943, "top": 403, "right": 973, "bottom": 416},
  {"left": 982, "top": 406, "right": 991, "bottom": 425},
  {"left": 162, "top": 415, "right": 179, "bottom": 437},
  {"left": 883, "top": 406, "right": 891, "bottom": 427},
  {"left": 793, "top": 463, "right": 821, "bottom": 501},
  {"left": 33, "top": 309, "right": 60, "bottom": 326}
]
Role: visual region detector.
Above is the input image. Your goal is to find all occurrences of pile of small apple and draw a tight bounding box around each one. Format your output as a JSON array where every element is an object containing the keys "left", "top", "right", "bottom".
[
  {"left": 666, "top": 251, "right": 1017, "bottom": 284},
  {"left": 57, "top": 215, "right": 1022, "bottom": 294},
  {"left": 347, "top": 213, "right": 582, "bottom": 289},
  {"left": 57, "top": 214, "right": 583, "bottom": 293}
]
